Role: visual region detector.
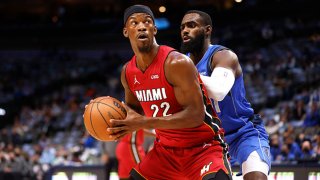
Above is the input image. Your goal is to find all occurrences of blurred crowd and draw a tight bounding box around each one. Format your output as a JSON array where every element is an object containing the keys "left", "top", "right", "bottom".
[{"left": 0, "top": 17, "right": 320, "bottom": 179}]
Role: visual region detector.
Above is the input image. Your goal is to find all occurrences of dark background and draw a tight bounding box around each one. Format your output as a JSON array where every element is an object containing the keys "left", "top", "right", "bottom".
[{"left": 0, "top": 0, "right": 319, "bottom": 49}]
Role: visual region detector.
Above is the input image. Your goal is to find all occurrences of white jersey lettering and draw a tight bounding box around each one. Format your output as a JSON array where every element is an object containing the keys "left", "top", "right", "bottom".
[
  {"left": 135, "top": 88, "right": 167, "bottom": 102},
  {"left": 146, "top": 89, "right": 153, "bottom": 101}
]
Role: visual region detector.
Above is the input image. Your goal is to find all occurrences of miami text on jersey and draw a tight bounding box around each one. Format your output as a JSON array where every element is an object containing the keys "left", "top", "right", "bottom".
[{"left": 135, "top": 88, "right": 167, "bottom": 102}]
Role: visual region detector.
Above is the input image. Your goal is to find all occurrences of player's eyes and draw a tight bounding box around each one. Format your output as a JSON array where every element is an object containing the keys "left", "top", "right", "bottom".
[
  {"left": 188, "top": 23, "right": 196, "bottom": 28},
  {"left": 145, "top": 19, "right": 153, "bottom": 25},
  {"left": 180, "top": 22, "right": 196, "bottom": 30},
  {"left": 129, "top": 18, "right": 152, "bottom": 27},
  {"left": 184, "top": 22, "right": 196, "bottom": 28}
]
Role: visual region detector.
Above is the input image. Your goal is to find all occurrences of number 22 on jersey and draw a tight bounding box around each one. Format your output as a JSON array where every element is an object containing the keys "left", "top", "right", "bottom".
[{"left": 151, "top": 102, "right": 171, "bottom": 117}]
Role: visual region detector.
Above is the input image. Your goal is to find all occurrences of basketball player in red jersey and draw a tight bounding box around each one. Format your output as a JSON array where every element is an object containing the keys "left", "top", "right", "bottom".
[{"left": 108, "top": 5, "right": 232, "bottom": 180}]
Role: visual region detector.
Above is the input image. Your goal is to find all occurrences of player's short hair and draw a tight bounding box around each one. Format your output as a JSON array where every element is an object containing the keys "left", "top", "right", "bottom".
[{"left": 185, "top": 10, "right": 212, "bottom": 27}]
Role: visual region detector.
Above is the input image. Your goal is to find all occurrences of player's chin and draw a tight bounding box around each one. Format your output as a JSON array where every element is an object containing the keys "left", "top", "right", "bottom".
[{"left": 138, "top": 44, "right": 151, "bottom": 53}]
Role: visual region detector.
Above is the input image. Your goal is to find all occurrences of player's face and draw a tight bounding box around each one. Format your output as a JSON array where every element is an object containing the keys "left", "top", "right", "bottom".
[
  {"left": 180, "top": 13, "right": 205, "bottom": 54},
  {"left": 123, "top": 13, "right": 157, "bottom": 53}
]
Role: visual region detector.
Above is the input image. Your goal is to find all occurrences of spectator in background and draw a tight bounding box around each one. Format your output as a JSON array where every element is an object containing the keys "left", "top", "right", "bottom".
[
  {"left": 304, "top": 101, "right": 320, "bottom": 127},
  {"left": 299, "top": 139, "right": 315, "bottom": 160},
  {"left": 313, "top": 132, "right": 320, "bottom": 158},
  {"left": 80, "top": 133, "right": 100, "bottom": 165},
  {"left": 295, "top": 132, "right": 306, "bottom": 148},
  {"left": 82, "top": 132, "right": 97, "bottom": 149},
  {"left": 290, "top": 98, "right": 306, "bottom": 127},
  {"left": 279, "top": 135, "right": 301, "bottom": 161},
  {"left": 52, "top": 146, "right": 69, "bottom": 166},
  {"left": 291, "top": 99, "right": 306, "bottom": 121},
  {"left": 269, "top": 134, "right": 282, "bottom": 162}
]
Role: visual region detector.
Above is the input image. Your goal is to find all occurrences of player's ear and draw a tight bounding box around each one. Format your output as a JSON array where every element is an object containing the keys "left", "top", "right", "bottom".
[
  {"left": 153, "top": 25, "right": 158, "bottom": 35},
  {"left": 205, "top": 25, "right": 212, "bottom": 36},
  {"left": 123, "top": 27, "right": 128, "bottom": 38}
]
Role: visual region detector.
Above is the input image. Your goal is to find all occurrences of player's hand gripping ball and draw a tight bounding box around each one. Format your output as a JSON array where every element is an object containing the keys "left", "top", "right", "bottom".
[{"left": 83, "top": 96, "right": 127, "bottom": 141}]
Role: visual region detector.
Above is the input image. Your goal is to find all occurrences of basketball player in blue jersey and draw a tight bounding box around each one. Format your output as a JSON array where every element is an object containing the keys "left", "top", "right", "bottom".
[{"left": 180, "top": 10, "right": 271, "bottom": 180}]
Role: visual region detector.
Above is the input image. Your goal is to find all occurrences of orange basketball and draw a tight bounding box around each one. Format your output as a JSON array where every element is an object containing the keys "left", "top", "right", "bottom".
[{"left": 83, "top": 96, "right": 126, "bottom": 141}]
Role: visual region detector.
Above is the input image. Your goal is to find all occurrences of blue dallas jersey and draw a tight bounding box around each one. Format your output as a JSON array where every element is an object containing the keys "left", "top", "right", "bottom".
[
  {"left": 196, "top": 45, "right": 253, "bottom": 133},
  {"left": 194, "top": 44, "right": 269, "bottom": 145}
]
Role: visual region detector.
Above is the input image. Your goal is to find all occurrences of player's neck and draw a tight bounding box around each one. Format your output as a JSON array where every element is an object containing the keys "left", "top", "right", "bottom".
[
  {"left": 190, "top": 43, "right": 210, "bottom": 65},
  {"left": 135, "top": 44, "right": 160, "bottom": 72}
]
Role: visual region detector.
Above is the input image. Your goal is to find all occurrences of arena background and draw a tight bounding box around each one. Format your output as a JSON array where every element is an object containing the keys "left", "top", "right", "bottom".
[{"left": 0, "top": 0, "right": 319, "bottom": 179}]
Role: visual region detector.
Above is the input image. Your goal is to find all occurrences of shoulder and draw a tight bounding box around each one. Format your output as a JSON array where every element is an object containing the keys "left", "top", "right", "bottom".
[
  {"left": 212, "top": 49, "right": 238, "bottom": 64},
  {"left": 165, "top": 51, "right": 194, "bottom": 68},
  {"left": 210, "top": 48, "right": 242, "bottom": 77},
  {"left": 121, "top": 61, "right": 130, "bottom": 73},
  {"left": 120, "top": 62, "right": 130, "bottom": 86},
  {"left": 164, "top": 51, "right": 198, "bottom": 85}
]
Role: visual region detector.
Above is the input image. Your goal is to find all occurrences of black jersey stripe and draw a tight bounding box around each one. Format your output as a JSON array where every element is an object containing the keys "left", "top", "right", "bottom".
[{"left": 198, "top": 75, "right": 230, "bottom": 157}]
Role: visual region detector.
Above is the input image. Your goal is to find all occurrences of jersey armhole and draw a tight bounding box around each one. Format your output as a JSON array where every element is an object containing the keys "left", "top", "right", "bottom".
[{"left": 208, "top": 46, "right": 230, "bottom": 72}]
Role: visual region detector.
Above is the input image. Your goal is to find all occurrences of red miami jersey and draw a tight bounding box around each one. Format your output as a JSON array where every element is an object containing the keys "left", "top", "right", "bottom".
[{"left": 125, "top": 45, "right": 225, "bottom": 148}]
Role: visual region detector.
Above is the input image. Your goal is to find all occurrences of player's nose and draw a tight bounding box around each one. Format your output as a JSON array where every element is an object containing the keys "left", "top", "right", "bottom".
[
  {"left": 137, "top": 22, "right": 147, "bottom": 31},
  {"left": 181, "top": 26, "right": 189, "bottom": 34},
  {"left": 181, "top": 30, "right": 189, "bottom": 37}
]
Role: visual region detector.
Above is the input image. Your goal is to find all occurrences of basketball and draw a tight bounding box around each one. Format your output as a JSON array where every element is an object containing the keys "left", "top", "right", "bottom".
[{"left": 83, "top": 96, "right": 127, "bottom": 141}]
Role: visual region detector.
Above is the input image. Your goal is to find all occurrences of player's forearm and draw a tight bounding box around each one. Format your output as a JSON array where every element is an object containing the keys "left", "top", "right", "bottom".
[{"left": 143, "top": 107, "right": 204, "bottom": 129}]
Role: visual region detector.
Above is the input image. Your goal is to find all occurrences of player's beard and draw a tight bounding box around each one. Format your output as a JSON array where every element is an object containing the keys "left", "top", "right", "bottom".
[
  {"left": 138, "top": 38, "right": 153, "bottom": 53},
  {"left": 138, "top": 44, "right": 152, "bottom": 53},
  {"left": 180, "top": 31, "right": 205, "bottom": 54}
]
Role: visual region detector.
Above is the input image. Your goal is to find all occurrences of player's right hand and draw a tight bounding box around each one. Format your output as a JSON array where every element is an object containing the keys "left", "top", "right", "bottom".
[{"left": 107, "top": 102, "right": 146, "bottom": 140}]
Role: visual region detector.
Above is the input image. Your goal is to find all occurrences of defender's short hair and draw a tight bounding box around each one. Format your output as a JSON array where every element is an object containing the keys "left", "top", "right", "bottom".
[{"left": 185, "top": 10, "right": 212, "bottom": 27}]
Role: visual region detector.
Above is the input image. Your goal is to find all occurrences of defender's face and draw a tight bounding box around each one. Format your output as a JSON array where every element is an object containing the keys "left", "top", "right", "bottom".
[
  {"left": 123, "top": 13, "right": 157, "bottom": 52},
  {"left": 180, "top": 13, "right": 203, "bottom": 45},
  {"left": 180, "top": 13, "right": 206, "bottom": 54}
]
